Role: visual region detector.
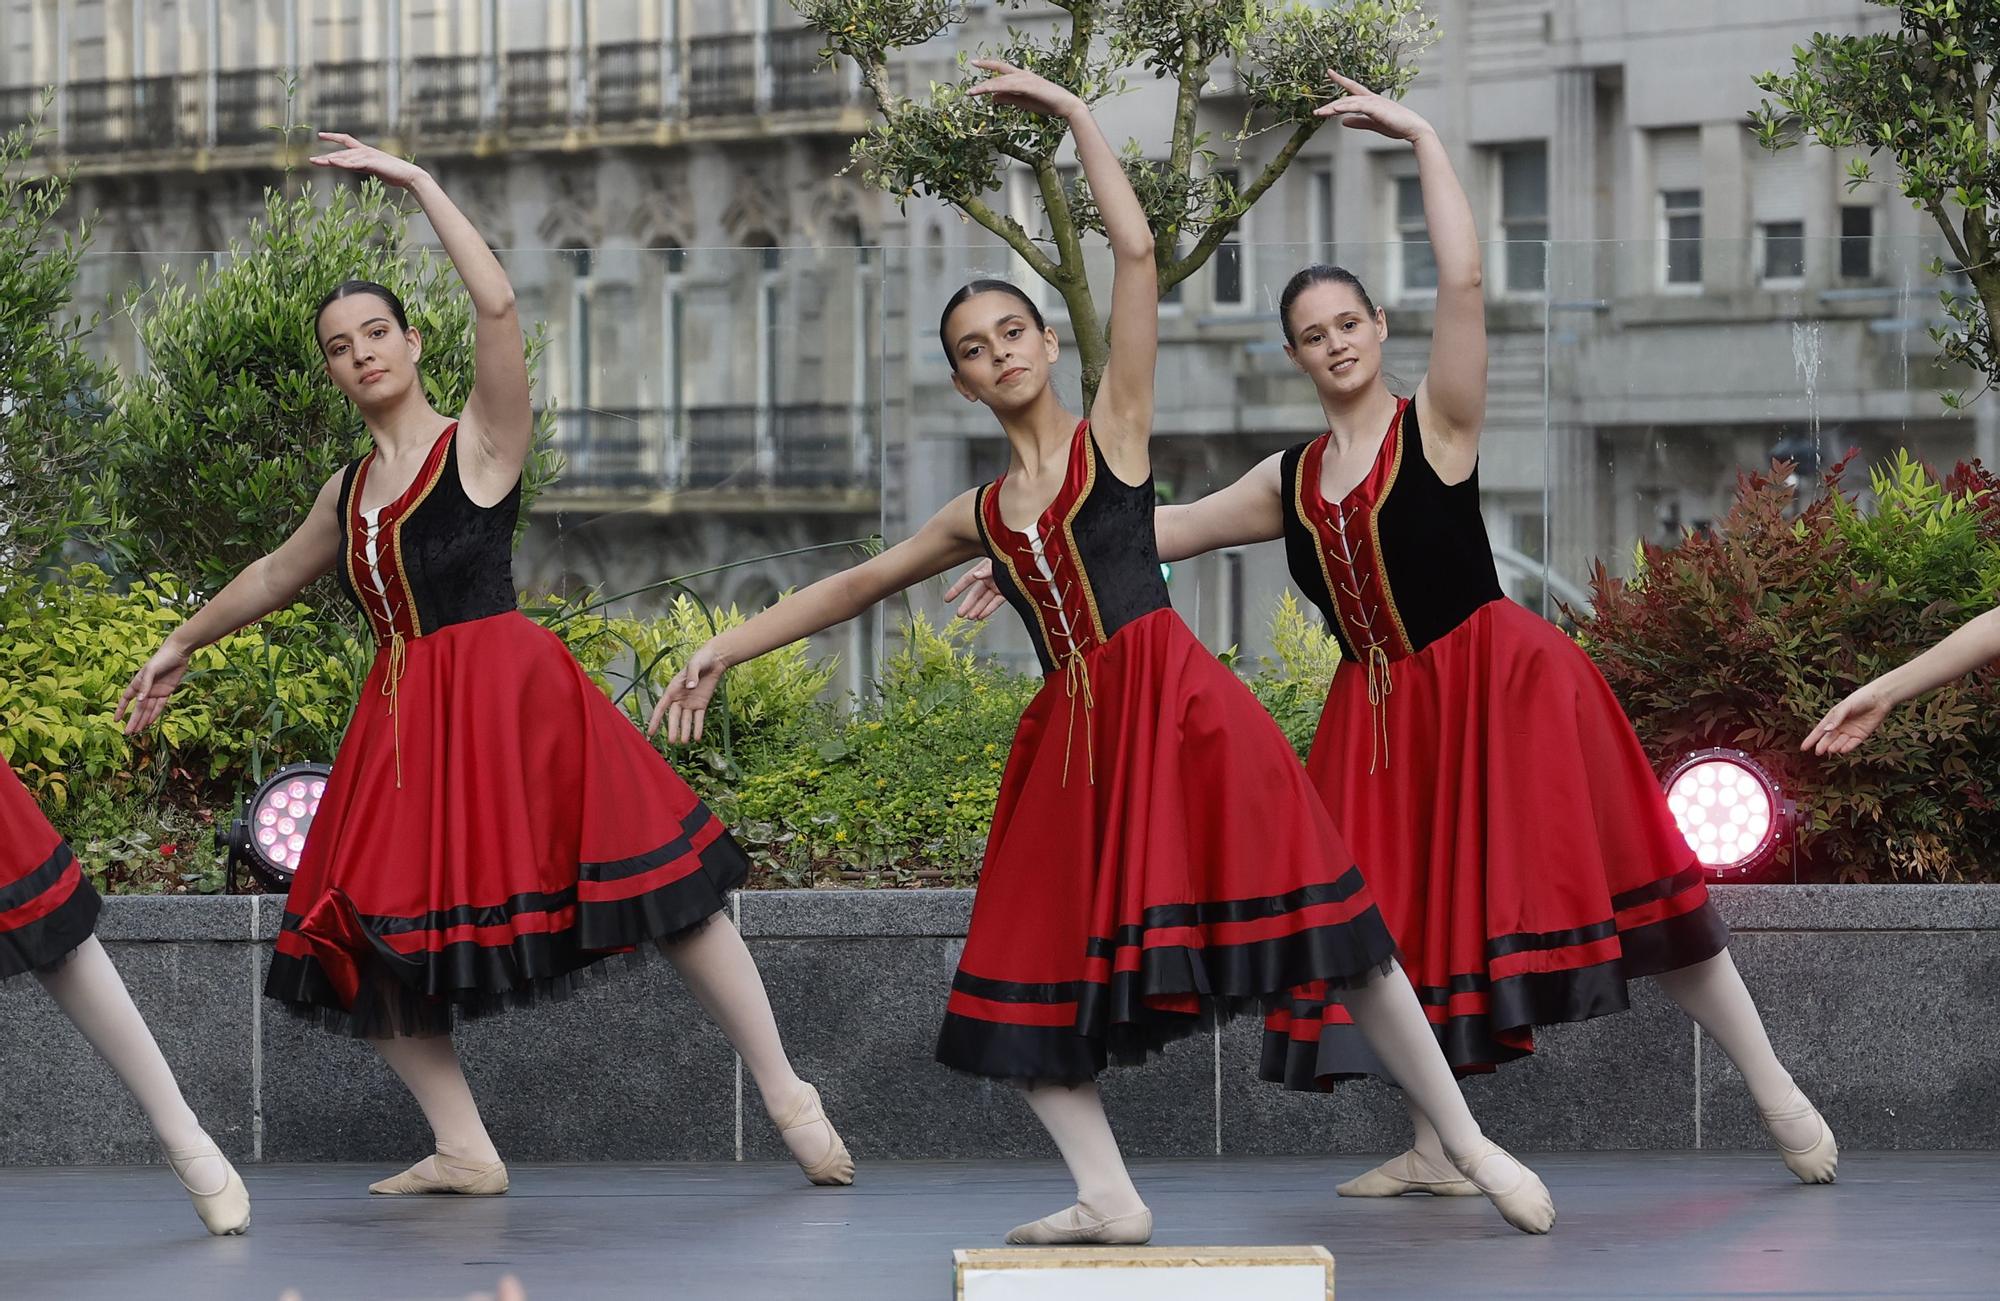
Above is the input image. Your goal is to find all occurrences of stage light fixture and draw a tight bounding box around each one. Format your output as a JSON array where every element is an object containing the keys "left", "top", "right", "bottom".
[
  {"left": 222, "top": 762, "right": 331, "bottom": 891},
  {"left": 1663, "top": 748, "right": 1794, "bottom": 880}
]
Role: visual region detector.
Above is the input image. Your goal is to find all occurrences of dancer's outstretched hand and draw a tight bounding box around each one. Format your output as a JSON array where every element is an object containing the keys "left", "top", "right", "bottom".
[
  {"left": 1801, "top": 682, "right": 1894, "bottom": 756},
  {"left": 942, "top": 559, "right": 1007, "bottom": 621},
  {"left": 310, "top": 132, "right": 427, "bottom": 188},
  {"left": 967, "top": 59, "right": 1083, "bottom": 119},
  {"left": 1313, "top": 72, "right": 1432, "bottom": 142},
  {"left": 648, "top": 645, "right": 727, "bottom": 745},
  {"left": 117, "top": 644, "right": 191, "bottom": 736}
]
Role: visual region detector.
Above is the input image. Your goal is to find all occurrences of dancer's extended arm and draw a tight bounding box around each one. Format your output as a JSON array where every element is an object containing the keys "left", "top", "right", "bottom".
[
  {"left": 116, "top": 475, "right": 345, "bottom": 734},
  {"left": 648, "top": 492, "right": 985, "bottom": 743},
  {"left": 1802, "top": 604, "right": 2000, "bottom": 755}
]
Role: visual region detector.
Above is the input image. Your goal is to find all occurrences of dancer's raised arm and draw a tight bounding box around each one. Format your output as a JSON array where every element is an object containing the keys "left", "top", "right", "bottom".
[
  {"left": 1803, "top": 604, "right": 2000, "bottom": 755},
  {"left": 967, "top": 60, "right": 1156, "bottom": 459},
  {"left": 311, "top": 133, "right": 530, "bottom": 490},
  {"left": 648, "top": 492, "right": 986, "bottom": 743},
  {"left": 1318, "top": 74, "right": 1485, "bottom": 465}
]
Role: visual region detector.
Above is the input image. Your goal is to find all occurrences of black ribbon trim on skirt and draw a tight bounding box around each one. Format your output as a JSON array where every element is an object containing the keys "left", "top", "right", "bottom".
[
  {"left": 0, "top": 845, "right": 102, "bottom": 981},
  {"left": 1258, "top": 895, "right": 1731, "bottom": 1090},
  {"left": 264, "top": 823, "right": 751, "bottom": 1038},
  {"left": 935, "top": 872, "right": 1401, "bottom": 1085}
]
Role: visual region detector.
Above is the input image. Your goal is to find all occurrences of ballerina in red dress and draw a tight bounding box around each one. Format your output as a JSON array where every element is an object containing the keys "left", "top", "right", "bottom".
[
  {"left": 960, "top": 74, "right": 1837, "bottom": 1197},
  {"left": 119, "top": 133, "right": 849, "bottom": 1195},
  {"left": 0, "top": 755, "right": 250, "bottom": 1233},
  {"left": 652, "top": 60, "right": 1554, "bottom": 1243}
]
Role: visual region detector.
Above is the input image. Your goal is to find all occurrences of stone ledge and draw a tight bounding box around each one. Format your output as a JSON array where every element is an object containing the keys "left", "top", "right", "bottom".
[{"left": 93, "top": 883, "right": 2000, "bottom": 942}]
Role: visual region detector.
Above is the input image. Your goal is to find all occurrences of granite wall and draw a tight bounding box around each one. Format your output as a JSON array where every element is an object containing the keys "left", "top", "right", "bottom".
[{"left": 3, "top": 886, "right": 1993, "bottom": 1165}]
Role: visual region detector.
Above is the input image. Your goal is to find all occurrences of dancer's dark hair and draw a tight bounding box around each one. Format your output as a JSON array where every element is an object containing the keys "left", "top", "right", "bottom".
[
  {"left": 1278, "top": 265, "right": 1377, "bottom": 346},
  {"left": 314, "top": 279, "right": 411, "bottom": 344},
  {"left": 938, "top": 279, "right": 1047, "bottom": 370}
]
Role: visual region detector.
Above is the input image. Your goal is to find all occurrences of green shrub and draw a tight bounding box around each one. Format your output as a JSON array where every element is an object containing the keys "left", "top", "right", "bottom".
[
  {"left": 106, "top": 178, "right": 560, "bottom": 595},
  {"left": 1577, "top": 452, "right": 2000, "bottom": 883},
  {"left": 1245, "top": 591, "right": 1342, "bottom": 759}
]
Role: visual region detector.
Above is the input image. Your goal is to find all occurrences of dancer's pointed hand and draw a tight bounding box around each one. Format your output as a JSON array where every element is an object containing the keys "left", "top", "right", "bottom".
[
  {"left": 1313, "top": 72, "right": 1432, "bottom": 143},
  {"left": 117, "top": 643, "right": 191, "bottom": 735},
  {"left": 967, "top": 59, "right": 1083, "bottom": 119},
  {"left": 1801, "top": 682, "right": 1893, "bottom": 756},
  {"left": 942, "top": 559, "right": 1007, "bottom": 621},
  {"left": 310, "top": 132, "right": 428, "bottom": 188},
  {"left": 648, "top": 645, "right": 726, "bottom": 745}
]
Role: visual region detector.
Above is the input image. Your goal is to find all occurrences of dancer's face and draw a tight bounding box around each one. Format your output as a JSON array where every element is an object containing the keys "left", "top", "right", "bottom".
[
  {"left": 317, "top": 293, "right": 423, "bottom": 410},
  {"left": 1283, "top": 281, "right": 1387, "bottom": 402},
  {"left": 945, "top": 291, "right": 1059, "bottom": 415}
]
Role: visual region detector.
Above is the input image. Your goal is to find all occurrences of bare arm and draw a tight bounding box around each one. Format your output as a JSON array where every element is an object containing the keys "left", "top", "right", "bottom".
[
  {"left": 968, "top": 61, "right": 1157, "bottom": 459},
  {"left": 1803, "top": 605, "right": 2000, "bottom": 755},
  {"left": 1156, "top": 454, "right": 1286, "bottom": 563},
  {"left": 649, "top": 492, "right": 986, "bottom": 742},
  {"left": 118, "top": 474, "right": 346, "bottom": 733},
  {"left": 312, "top": 134, "right": 530, "bottom": 489}
]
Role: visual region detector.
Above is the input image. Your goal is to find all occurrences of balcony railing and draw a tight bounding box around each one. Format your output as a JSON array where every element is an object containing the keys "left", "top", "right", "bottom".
[
  {"left": 406, "top": 54, "right": 482, "bottom": 135},
  {"left": 504, "top": 49, "right": 571, "bottom": 130},
  {"left": 313, "top": 61, "right": 385, "bottom": 136},
  {"left": 686, "top": 34, "right": 759, "bottom": 119},
  {"left": 549, "top": 404, "right": 871, "bottom": 495},
  {"left": 1, "top": 30, "right": 862, "bottom": 157}
]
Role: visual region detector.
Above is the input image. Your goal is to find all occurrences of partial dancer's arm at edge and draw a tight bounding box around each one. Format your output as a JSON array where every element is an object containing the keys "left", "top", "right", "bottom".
[
  {"left": 649, "top": 492, "right": 986, "bottom": 744},
  {"left": 117, "top": 475, "right": 346, "bottom": 734},
  {"left": 1802, "top": 605, "right": 2000, "bottom": 755}
]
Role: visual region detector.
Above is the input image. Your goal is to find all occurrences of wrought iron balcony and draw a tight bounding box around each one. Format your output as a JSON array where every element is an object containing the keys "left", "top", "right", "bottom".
[
  {"left": 594, "top": 42, "right": 665, "bottom": 124},
  {"left": 213, "top": 68, "right": 284, "bottom": 146},
  {"left": 504, "top": 49, "right": 571, "bottom": 130},
  {"left": 405, "top": 54, "right": 482, "bottom": 135},
  {"left": 313, "top": 61, "right": 385, "bottom": 136},
  {"left": 769, "top": 29, "right": 846, "bottom": 114},
  {"left": 547, "top": 405, "right": 873, "bottom": 496},
  {"left": 686, "top": 34, "right": 758, "bottom": 119},
  {"left": 64, "top": 75, "right": 196, "bottom": 153}
]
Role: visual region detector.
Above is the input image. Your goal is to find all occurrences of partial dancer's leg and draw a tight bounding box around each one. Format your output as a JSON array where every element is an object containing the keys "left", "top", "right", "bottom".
[
  {"left": 1007, "top": 1082, "right": 1152, "bottom": 1245},
  {"left": 35, "top": 937, "right": 251, "bottom": 1233},
  {"left": 1654, "top": 950, "right": 1836, "bottom": 1182},
  {"left": 367, "top": 1032, "right": 508, "bottom": 1194},
  {"left": 1340, "top": 961, "right": 1555, "bottom": 1233},
  {"left": 1338, "top": 1092, "right": 1478, "bottom": 1198},
  {"left": 658, "top": 915, "right": 853, "bottom": 1184}
]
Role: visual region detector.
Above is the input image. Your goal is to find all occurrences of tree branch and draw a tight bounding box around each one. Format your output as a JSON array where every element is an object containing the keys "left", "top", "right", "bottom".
[
  {"left": 1925, "top": 195, "right": 1976, "bottom": 271},
  {"left": 1066, "top": 1, "right": 1099, "bottom": 85},
  {"left": 1160, "top": 118, "right": 1320, "bottom": 293},
  {"left": 959, "top": 192, "right": 1062, "bottom": 283}
]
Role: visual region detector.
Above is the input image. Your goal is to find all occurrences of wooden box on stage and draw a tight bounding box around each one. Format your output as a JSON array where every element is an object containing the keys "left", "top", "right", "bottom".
[{"left": 953, "top": 1245, "right": 1334, "bottom": 1300}]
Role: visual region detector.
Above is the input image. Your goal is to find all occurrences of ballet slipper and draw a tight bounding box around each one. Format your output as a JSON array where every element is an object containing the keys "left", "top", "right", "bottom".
[
  {"left": 368, "top": 1151, "right": 510, "bottom": 1195},
  {"left": 1337, "top": 1149, "right": 1480, "bottom": 1197},
  {"left": 1758, "top": 1086, "right": 1838, "bottom": 1184},
  {"left": 1450, "top": 1140, "right": 1555, "bottom": 1235},
  {"left": 1005, "top": 1203, "right": 1154, "bottom": 1246},
  {"left": 774, "top": 1082, "right": 855, "bottom": 1187},
  {"left": 164, "top": 1138, "right": 251, "bottom": 1236}
]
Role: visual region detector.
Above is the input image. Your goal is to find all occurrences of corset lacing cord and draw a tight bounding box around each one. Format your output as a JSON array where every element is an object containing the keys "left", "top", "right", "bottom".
[
  {"left": 1060, "top": 646, "right": 1096, "bottom": 787},
  {"left": 1364, "top": 643, "right": 1392, "bottom": 774},
  {"left": 381, "top": 629, "right": 408, "bottom": 789}
]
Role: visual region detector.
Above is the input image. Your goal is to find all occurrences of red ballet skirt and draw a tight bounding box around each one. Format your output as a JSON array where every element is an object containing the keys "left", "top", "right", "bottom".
[
  {"left": 1261, "top": 400, "right": 1726, "bottom": 1086},
  {"left": 264, "top": 426, "right": 747, "bottom": 1036},
  {"left": 0, "top": 755, "right": 100, "bottom": 978},
  {"left": 936, "top": 425, "right": 1397, "bottom": 1082}
]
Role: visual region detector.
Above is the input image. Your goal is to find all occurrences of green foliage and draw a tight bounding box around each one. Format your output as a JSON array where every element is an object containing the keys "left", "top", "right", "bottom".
[
  {"left": 1244, "top": 590, "right": 1342, "bottom": 757},
  {"left": 796, "top": 0, "right": 1434, "bottom": 403},
  {"left": 106, "top": 178, "right": 560, "bottom": 595},
  {"left": 1576, "top": 452, "right": 2000, "bottom": 883},
  {"left": 0, "top": 109, "right": 125, "bottom": 593},
  {"left": 1752, "top": 1, "right": 2000, "bottom": 405}
]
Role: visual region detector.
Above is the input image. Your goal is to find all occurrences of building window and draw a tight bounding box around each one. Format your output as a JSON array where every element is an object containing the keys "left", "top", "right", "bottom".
[
  {"left": 1311, "top": 166, "right": 1334, "bottom": 264},
  {"left": 1495, "top": 143, "right": 1548, "bottom": 293},
  {"left": 1840, "top": 205, "right": 1874, "bottom": 280},
  {"left": 1393, "top": 174, "right": 1435, "bottom": 296},
  {"left": 1660, "top": 189, "right": 1702, "bottom": 287},
  {"left": 1212, "top": 168, "right": 1246, "bottom": 309},
  {"left": 1759, "top": 220, "right": 1806, "bottom": 285}
]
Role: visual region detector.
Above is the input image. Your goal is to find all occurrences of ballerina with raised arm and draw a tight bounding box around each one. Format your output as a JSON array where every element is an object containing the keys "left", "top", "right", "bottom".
[
  {"left": 652, "top": 62, "right": 1554, "bottom": 1243},
  {"left": 1803, "top": 604, "right": 2000, "bottom": 755},
  {"left": 118, "top": 134, "right": 850, "bottom": 1196},
  {"left": 957, "top": 73, "right": 1837, "bottom": 1196}
]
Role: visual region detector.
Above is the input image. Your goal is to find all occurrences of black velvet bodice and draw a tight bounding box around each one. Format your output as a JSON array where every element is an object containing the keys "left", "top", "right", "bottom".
[
  {"left": 334, "top": 426, "right": 520, "bottom": 644},
  {"left": 975, "top": 425, "right": 1171, "bottom": 675},
  {"left": 1280, "top": 399, "right": 1503, "bottom": 662}
]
